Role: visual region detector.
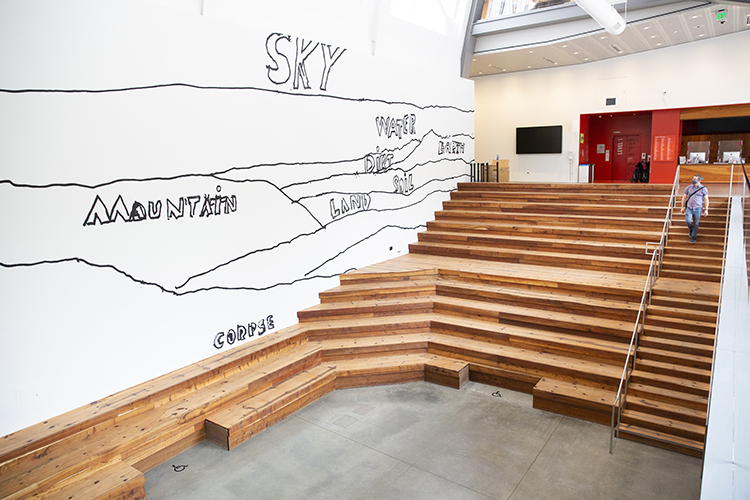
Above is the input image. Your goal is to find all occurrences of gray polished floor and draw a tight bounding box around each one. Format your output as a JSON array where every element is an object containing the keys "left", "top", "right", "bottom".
[{"left": 145, "top": 382, "right": 702, "bottom": 500}]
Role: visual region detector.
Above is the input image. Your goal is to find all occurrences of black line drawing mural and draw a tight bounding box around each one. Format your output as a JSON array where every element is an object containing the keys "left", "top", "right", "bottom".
[
  {"left": 0, "top": 76, "right": 473, "bottom": 298},
  {"left": 0, "top": 6, "right": 476, "bottom": 437}
]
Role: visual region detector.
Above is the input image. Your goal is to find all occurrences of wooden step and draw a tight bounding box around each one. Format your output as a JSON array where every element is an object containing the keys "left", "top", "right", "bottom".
[
  {"left": 431, "top": 296, "right": 635, "bottom": 341},
  {"left": 650, "top": 278, "right": 720, "bottom": 301},
  {"left": 659, "top": 269, "right": 722, "bottom": 282},
  {"left": 317, "top": 333, "right": 431, "bottom": 361},
  {"left": 633, "top": 358, "right": 711, "bottom": 383},
  {"left": 427, "top": 333, "right": 623, "bottom": 389},
  {"left": 660, "top": 261, "right": 722, "bottom": 275},
  {"left": 307, "top": 314, "right": 630, "bottom": 367},
  {"left": 642, "top": 324, "right": 715, "bottom": 346},
  {"left": 644, "top": 314, "right": 716, "bottom": 334},
  {"left": 319, "top": 279, "right": 437, "bottom": 303},
  {"left": 426, "top": 219, "right": 661, "bottom": 243},
  {"left": 0, "top": 338, "right": 319, "bottom": 500},
  {"left": 409, "top": 241, "right": 651, "bottom": 275},
  {"left": 434, "top": 210, "right": 665, "bottom": 231},
  {"left": 627, "top": 383, "right": 708, "bottom": 411},
  {"left": 629, "top": 370, "right": 709, "bottom": 396},
  {"left": 620, "top": 409, "right": 705, "bottom": 442},
  {"left": 637, "top": 347, "right": 712, "bottom": 371},
  {"left": 625, "top": 396, "right": 706, "bottom": 426},
  {"left": 618, "top": 423, "right": 704, "bottom": 458},
  {"left": 205, "top": 364, "right": 337, "bottom": 450},
  {"left": 298, "top": 296, "right": 435, "bottom": 322},
  {"left": 450, "top": 190, "right": 671, "bottom": 205},
  {"left": 648, "top": 294, "right": 717, "bottom": 314},
  {"left": 533, "top": 378, "right": 616, "bottom": 425},
  {"left": 645, "top": 305, "right": 716, "bottom": 323},
  {"left": 433, "top": 280, "right": 640, "bottom": 322},
  {"left": 333, "top": 353, "right": 455, "bottom": 389},
  {"left": 441, "top": 200, "right": 668, "bottom": 218},
  {"left": 456, "top": 182, "right": 672, "bottom": 193},
  {"left": 417, "top": 230, "right": 651, "bottom": 259},
  {"left": 44, "top": 460, "right": 144, "bottom": 500},
  {"left": 343, "top": 254, "right": 648, "bottom": 302},
  {"left": 638, "top": 335, "right": 713, "bottom": 358}
]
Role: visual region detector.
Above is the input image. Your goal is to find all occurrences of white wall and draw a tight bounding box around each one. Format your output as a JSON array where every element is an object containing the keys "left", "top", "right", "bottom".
[
  {"left": 701, "top": 195, "right": 750, "bottom": 500},
  {"left": 0, "top": 0, "right": 473, "bottom": 437},
  {"left": 474, "top": 30, "right": 750, "bottom": 182}
]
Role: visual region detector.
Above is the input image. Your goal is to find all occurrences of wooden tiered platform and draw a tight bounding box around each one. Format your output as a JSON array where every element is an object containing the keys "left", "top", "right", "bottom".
[{"left": 0, "top": 182, "right": 726, "bottom": 499}]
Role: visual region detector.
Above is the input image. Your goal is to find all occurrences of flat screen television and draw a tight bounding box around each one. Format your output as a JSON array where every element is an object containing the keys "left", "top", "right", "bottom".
[{"left": 516, "top": 125, "right": 563, "bottom": 154}]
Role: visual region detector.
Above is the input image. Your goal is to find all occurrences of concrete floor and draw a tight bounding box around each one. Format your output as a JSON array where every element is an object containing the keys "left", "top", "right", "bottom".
[{"left": 145, "top": 382, "right": 703, "bottom": 500}]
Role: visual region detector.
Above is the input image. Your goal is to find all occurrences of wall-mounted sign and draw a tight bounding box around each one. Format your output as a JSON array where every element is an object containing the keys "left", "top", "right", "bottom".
[
  {"left": 653, "top": 135, "right": 676, "bottom": 162},
  {"left": 597, "top": 144, "right": 605, "bottom": 154}
]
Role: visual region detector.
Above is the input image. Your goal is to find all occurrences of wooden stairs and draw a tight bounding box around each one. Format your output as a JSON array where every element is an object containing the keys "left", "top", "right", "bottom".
[
  {"left": 0, "top": 182, "right": 726, "bottom": 500},
  {"left": 616, "top": 198, "right": 727, "bottom": 457}
]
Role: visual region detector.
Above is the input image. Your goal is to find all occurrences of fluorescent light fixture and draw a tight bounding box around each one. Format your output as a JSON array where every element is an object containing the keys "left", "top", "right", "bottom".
[{"left": 575, "top": 0, "right": 626, "bottom": 35}]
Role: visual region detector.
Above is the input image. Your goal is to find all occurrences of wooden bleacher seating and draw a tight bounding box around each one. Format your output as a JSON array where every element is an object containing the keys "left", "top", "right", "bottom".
[{"left": 0, "top": 182, "right": 727, "bottom": 498}]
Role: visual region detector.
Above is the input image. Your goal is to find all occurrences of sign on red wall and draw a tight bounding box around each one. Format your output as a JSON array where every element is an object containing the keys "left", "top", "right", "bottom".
[{"left": 653, "top": 135, "right": 676, "bottom": 162}]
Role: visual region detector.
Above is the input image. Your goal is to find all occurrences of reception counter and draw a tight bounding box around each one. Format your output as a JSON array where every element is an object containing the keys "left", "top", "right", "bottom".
[{"left": 679, "top": 163, "right": 743, "bottom": 183}]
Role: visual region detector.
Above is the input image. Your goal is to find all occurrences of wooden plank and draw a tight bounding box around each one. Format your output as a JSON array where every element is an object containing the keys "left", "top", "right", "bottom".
[
  {"left": 205, "top": 365, "right": 337, "bottom": 450},
  {"left": 468, "top": 364, "right": 540, "bottom": 393},
  {"left": 618, "top": 424, "right": 704, "bottom": 458},
  {"left": 620, "top": 409, "right": 705, "bottom": 442},
  {"left": 0, "top": 325, "right": 308, "bottom": 464},
  {"left": 532, "top": 378, "right": 616, "bottom": 425},
  {"left": 0, "top": 342, "right": 321, "bottom": 500},
  {"left": 423, "top": 357, "right": 470, "bottom": 389},
  {"left": 426, "top": 220, "right": 662, "bottom": 243},
  {"left": 627, "top": 383, "right": 708, "bottom": 411},
  {"left": 625, "top": 397, "right": 706, "bottom": 426}
]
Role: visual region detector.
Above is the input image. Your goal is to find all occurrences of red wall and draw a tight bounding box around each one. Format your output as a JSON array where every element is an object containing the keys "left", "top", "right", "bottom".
[
  {"left": 650, "top": 109, "right": 682, "bottom": 184},
  {"left": 586, "top": 112, "right": 652, "bottom": 182}
]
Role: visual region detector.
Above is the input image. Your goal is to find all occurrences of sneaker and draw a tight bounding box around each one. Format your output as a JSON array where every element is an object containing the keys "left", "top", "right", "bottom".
[{"left": 690, "top": 238, "right": 697, "bottom": 243}]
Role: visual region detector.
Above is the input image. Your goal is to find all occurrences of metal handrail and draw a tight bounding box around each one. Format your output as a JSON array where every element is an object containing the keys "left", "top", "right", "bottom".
[
  {"left": 701, "top": 163, "right": 736, "bottom": 461},
  {"left": 609, "top": 165, "right": 680, "bottom": 453}
]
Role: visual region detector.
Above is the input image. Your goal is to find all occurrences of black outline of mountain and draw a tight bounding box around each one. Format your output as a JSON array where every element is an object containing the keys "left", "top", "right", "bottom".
[
  {"left": 175, "top": 182, "right": 465, "bottom": 291},
  {"left": 0, "top": 83, "right": 474, "bottom": 114},
  {"left": 0, "top": 83, "right": 473, "bottom": 296}
]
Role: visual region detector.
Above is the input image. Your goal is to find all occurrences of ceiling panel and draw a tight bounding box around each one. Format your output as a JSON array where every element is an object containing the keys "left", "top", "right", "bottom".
[
  {"left": 470, "top": 3, "right": 750, "bottom": 76},
  {"left": 657, "top": 15, "right": 691, "bottom": 45}
]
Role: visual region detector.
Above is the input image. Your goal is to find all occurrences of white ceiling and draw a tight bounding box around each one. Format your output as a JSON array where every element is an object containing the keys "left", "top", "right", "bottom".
[{"left": 469, "top": 1, "right": 750, "bottom": 75}]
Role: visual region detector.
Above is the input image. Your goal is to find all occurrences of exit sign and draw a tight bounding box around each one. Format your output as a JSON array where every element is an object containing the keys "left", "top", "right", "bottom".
[{"left": 717, "top": 10, "right": 727, "bottom": 21}]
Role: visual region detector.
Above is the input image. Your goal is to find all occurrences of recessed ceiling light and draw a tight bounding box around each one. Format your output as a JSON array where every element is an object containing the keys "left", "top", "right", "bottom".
[
  {"left": 527, "top": 66, "right": 532, "bottom": 69},
  {"left": 574, "top": 51, "right": 580, "bottom": 54},
  {"left": 673, "top": 30, "right": 678, "bottom": 34},
  {"left": 692, "top": 14, "right": 699, "bottom": 19},
  {"left": 699, "top": 33, "right": 705, "bottom": 37},
  {"left": 600, "top": 36, "right": 606, "bottom": 39},
  {"left": 584, "top": 58, "right": 590, "bottom": 61},
  {"left": 650, "top": 35, "right": 656, "bottom": 38},
  {"left": 529, "top": 50, "right": 534, "bottom": 53},
  {"left": 473, "top": 58, "right": 476, "bottom": 62},
  {"left": 656, "top": 43, "right": 662, "bottom": 46},
  {"left": 644, "top": 26, "right": 650, "bottom": 29},
  {"left": 479, "top": 72, "right": 483, "bottom": 74},
  {"left": 562, "top": 45, "right": 568, "bottom": 48}
]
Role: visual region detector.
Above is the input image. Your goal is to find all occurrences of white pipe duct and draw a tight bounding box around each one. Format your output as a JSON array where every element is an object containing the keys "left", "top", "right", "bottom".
[{"left": 575, "top": 0, "right": 627, "bottom": 35}]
